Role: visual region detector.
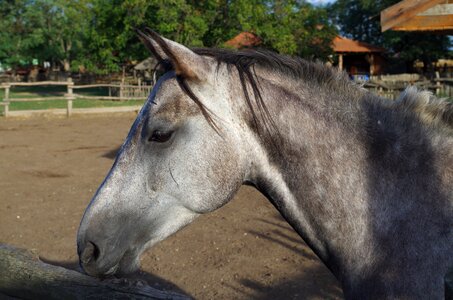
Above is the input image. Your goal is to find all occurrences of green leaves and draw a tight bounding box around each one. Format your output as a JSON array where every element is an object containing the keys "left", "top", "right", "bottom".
[
  {"left": 0, "top": 0, "right": 92, "bottom": 71},
  {"left": 1, "top": 0, "right": 337, "bottom": 74}
]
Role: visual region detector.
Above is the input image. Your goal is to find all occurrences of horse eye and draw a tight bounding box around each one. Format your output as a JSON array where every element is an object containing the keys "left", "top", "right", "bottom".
[{"left": 149, "top": 130, "right": 173, "bottom": 143}]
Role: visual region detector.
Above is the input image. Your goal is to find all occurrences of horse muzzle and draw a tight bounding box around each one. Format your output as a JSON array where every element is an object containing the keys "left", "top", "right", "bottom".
[{"left": 78, "top": 240, "right": 123, "bottom": 277}]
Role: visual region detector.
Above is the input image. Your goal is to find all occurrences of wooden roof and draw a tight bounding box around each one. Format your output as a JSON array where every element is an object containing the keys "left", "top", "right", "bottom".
[
  {"left": 381, "top": 0, "right": 453, "bottom": 33},
  {"left": 226, "top": 33, "right": 386, "bottom": 54},
  {"left": 225, "top": 32, "right": 262, "bottom": 49},
  {"left": 332, "top": 36, "right": 386, "bottom": 53}
]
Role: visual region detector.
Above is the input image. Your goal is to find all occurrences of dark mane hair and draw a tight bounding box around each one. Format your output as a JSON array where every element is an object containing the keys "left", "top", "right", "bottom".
[
  {"left": 161, "top": 46, "right": 359, "bottom": 139},
  {"left": 192, "top": 47, "right": 361, "bottom": 138},
  {"left": 193, "top": 47, "right": 354, "bottom": 90}
]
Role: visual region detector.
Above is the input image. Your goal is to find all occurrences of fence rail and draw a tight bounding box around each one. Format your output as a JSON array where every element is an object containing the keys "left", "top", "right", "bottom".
[
  {"left": 0, "top": 78, "right": 152, "bottom": 117},
  {"left": 363, "top": 72, "right": 452, "bottom": 100}
]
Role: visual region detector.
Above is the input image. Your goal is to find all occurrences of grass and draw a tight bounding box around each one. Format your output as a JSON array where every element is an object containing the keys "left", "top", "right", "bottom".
[{"left": 0, "top": 85, "right": 145, "bottom": 114}]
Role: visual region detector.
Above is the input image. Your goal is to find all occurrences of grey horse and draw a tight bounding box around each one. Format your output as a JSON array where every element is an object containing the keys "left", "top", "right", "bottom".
[{"left": 77, "top": 29, "right": 453, "bottom": 299}]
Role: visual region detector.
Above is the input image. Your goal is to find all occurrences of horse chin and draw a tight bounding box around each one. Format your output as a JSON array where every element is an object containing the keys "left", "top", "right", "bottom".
[{"left": 115, "top": 250, "right": 141, "bottom": 276}]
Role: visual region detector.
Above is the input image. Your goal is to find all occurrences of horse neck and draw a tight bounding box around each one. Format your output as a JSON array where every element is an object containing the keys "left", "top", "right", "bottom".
[
  {"left": 239, "top": 70, "right": 373, "bottom": 279},
  {"left": 237, "top": 67, "right": 453, "bottom": 288}
]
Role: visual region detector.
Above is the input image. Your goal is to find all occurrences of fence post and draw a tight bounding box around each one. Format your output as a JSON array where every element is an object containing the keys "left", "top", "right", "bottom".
[
  {"left": 435, "top": 71, "right": 441, "bottom": 96},
  {"left": 3, "top": 84, "right": 10, "bottom": 117},
  {"left": 119, "top": 81, "right": 124, "bottom": 100},
  {"left": 66, "top": 78, "right": 74, "bottom": 117}
]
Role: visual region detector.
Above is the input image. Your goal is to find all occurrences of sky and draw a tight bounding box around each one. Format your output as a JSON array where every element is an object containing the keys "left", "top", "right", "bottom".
[{"left": 306, "top": 0, "right": 336, "bottom": 6}]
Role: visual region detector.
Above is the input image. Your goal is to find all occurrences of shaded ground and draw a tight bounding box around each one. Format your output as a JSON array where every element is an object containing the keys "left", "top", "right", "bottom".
[{"left": 0, "top": 114, "right": 343, "bottom": 299}]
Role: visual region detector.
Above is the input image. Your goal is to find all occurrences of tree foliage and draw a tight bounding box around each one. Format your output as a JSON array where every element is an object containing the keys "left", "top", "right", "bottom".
[
  {"left": 0, "top": 0, "right": 91, "bottom": 71},
  {"left": 4, "top": 0, "right": 449, "bottom": 75},
  {"left": 1, "top": 0, "right": 338, "bottom": 74}
]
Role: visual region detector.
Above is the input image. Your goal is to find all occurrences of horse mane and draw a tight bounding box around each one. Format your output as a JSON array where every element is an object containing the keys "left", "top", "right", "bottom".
[
  {"left": 192, "top": 48, "right": 453, "bottom": 133},
  {"left": 176, "top": 47, "right": 356, "bottom": 139},
  {"left": 394, "top": 87, "right": 453, "bottom": 131},
  {"left": 193, "top": 47, "right": 354, "bottom": 91}
]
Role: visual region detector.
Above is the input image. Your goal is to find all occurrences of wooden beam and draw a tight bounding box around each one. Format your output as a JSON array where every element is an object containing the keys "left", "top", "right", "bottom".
[
  {"left": 381, "top": 0, "right": 445, "bottom": 32},
  {"left": 391, "top": 15, "right": 453, "bottom": 31},
  {"left": 418, "top": 3, "right": 453, "bottom": 16}
]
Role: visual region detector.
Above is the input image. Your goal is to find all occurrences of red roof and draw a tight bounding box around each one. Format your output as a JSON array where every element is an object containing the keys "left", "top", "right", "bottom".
[
  {"left": 225, "top": 32, "right": 262, "bottom": 49},
  {"left": 226, "top": 33, "right": 385, "bottom": 53},
  {"left": 332, "top": 36, "right": 386, "bottom": 53}
]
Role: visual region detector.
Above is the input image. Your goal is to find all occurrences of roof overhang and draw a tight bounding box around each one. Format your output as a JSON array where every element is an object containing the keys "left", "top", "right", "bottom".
[{"left": 381, "top": 0, "right": 453, "bottom": 33}]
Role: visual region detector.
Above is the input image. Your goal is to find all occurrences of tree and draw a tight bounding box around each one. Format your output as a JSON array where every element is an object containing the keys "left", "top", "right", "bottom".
[
  {"left": 0, "top": 0, "right": 91, "bottom": 71},
  {"left": 201, "top": 0, "right": 337, "bottom": 59},
  {"left": 77, "top": 0, "right": 211, "bottom": 74},
  {"left": 328, "top": 0, "right": 451, "bottom": 74},
  {"left": 0, "top": 0, "right": 35, "bottom": 68},
  {"left": 37, "top": 0, "right": 91, "bottom": 71},
  {"left": 1, "top": 0, "right": 337, "bottom": 74}
]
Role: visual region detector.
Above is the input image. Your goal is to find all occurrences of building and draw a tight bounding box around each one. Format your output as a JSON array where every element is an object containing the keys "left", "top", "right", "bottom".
[
  {"left": 332, "top": 36, "right": 386, "bottom": 76},
  {"left": 381, "top": 0, "right": 453, "bottom": 75},
  {"left": 225, "top": 32, "right": 387, "bottom": 76}
]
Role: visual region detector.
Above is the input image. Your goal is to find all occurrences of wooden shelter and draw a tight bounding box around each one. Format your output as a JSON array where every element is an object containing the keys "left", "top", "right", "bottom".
[
  {"left": 332, "top": 36, "right": 387, "bottom": 76},
  {"left": 381, "top": 0, "right": 453, "bottom": 33}
]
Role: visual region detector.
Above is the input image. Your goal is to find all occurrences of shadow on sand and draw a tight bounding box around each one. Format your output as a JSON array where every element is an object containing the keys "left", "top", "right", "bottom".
[
  {"left": 102, "top": 146, "right": 121, "bottom": 160},
  {"left": 232, "top": 214, "right": 344, "bottom": 299}
]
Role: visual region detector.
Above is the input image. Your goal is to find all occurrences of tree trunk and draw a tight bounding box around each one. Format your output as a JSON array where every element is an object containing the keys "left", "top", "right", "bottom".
[{"left": 0, "top": 244, "right": 190, "bottom": 300}]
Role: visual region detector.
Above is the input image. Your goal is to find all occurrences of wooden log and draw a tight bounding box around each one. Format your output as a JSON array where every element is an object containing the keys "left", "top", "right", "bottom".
[{"left": 0, "top": 244, "right": 190, "bottom": 300}]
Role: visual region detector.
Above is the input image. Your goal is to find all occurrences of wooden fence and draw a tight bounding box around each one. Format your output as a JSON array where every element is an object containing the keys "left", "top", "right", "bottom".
[
  {"left": 362, "top": 74, "right": 453, "bottom": 100},
  {"left": 0, "top": 78, "right": 152, "bottom": 117}
]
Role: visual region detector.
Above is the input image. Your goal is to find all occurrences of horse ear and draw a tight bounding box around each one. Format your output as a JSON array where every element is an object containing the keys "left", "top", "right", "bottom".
[{"left": 136, "top": 28, "right": 209, "bottom": 81}]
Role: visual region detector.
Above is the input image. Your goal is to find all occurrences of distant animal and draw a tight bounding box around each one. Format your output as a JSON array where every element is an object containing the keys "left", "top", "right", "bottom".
[{"left": 77, "top": 28, "right": 453, "bottom": 299}]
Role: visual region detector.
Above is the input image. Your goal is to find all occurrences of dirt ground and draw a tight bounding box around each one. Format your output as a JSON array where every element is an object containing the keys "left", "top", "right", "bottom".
[{"left": 0, "top": 113, "right": 343, "bottom": 299}]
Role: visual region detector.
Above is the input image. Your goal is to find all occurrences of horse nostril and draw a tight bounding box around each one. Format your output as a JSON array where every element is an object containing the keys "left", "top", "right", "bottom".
[{"left": 81, "top": 241, "right": 100, "bottom": 265}]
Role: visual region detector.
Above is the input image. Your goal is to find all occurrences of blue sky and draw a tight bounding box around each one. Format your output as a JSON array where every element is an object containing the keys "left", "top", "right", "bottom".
[{"left": 306, "top": 0, "right": 336, "bottom": 5}]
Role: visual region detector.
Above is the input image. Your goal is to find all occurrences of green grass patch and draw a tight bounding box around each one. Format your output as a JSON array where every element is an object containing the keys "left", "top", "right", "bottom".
[
  {"left": 0, "top": 85, "right": 144, "bottom": 113},
  {"left": 8, "top": 99, "right": 144, "bottom": 111}
]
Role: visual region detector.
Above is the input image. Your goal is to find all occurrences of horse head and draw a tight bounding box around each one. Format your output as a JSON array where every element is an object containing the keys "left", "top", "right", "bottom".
[{"left": 77, "top": 30, "right": 253, "bottom": 276}]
